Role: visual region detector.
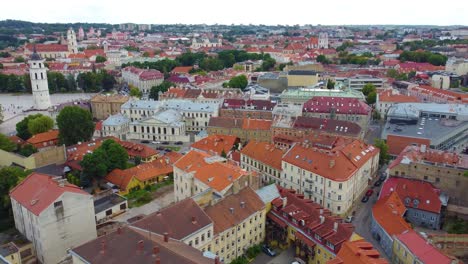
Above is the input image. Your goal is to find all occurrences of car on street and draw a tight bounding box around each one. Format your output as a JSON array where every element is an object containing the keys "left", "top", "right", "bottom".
[
  {"left": 379, "top": 174, "right": 387, "bottom": 181},
  {"left": 174, "top": 141, "right": 184, "bottom": 145},
  {"left": 161, "top": 141, "right": 170, "bottom": 145},
  {"left": 361, "top": 196, "right": 369, "bottom": 203},
  {"left": 374, "top": 180, "right": 383, "bottom": 187},
  {"left": 151, "top": 141, "right": 160, "bottom": 144},
  {"left": 262, "top": 244, "right": 276, "bottom": 257},
  {"left": 156, "top": 146, "right": 165, "bottom": 150},
  {"left": 365, "top": 189, "right": 374, "bottom": 196},
  {"left": 345, "top": 216, "right": 353, "bottom": 223},
  {"left": 140, "top": 140, "right": 150, "bottom": 144}
]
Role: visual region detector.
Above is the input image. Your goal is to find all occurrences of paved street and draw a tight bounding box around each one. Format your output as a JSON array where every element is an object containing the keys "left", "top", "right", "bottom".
[{"left": 252, "top": 247, "right": 296, "bottom": 264}]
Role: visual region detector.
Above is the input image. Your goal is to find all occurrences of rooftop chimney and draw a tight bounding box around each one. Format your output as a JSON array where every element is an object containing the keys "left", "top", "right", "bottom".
[
  {"left": 163, "top": 232, "right": 169, "bottom": 243},
  {"left": 153, "top": 246, "right": 159, "bottom": 256},
  {"left": 329, "top": 160, "right": 335, "bottom": 169},
  {"left": 320, "top": 215, "right": 325, "bottom": 224},
  {"left": 333, "top": 222, "right": 338, "bottom": 231},
  {"left": 192, "top": 216, "right": 197, "bottom": 224}
]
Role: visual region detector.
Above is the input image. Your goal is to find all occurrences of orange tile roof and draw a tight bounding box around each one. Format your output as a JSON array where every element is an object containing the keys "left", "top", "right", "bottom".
[
  {"left": 283, "top": 140, "right": 379, "bottom": 181},
  {"left": 242, "top": 119, "right": 272, "bottom": 130},
  {"left": 26, "top": 130, "right": 59, "bottom": 144},
  {"left": 378, "top": 90, "right": 419, "bottom": 103},
  {"left": 386, "top": 135, "right": 431, "bottom": 156},
  {"left": 175, "top": 150, "right": 251, "bottom": 193},
  {"left": 372, "top": 192, "right": 411, "bottom": 236},
  {"left": 389, "top": 145, "right": 468, "bottom": 170},
  {"left": 9, "top": 135, "right": 26, "bottom": 145},
  {"left": 395, "top": 230, "right": 453, "bottom": 264},
  {"left": 191, "top": 135, "right": 239, "bottom": 156},
  {"left": 240, "top": 141, "right": 285, "bottom": 170},
  {"left": 171, "top": 66, "right": 193, "bottom": 74},
  {"left": 327, "top": 239, "right": 389, "bottom": 264}
]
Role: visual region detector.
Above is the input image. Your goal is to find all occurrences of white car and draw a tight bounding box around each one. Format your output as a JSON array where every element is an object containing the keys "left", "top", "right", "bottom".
[{"left": 151, "top": 141, "right": 161, "bottom": 144}]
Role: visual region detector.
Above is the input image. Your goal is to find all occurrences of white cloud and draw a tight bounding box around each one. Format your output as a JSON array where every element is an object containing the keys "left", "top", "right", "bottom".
[{"left": 1, "top": 0, "right": 467, "bottom": 25}]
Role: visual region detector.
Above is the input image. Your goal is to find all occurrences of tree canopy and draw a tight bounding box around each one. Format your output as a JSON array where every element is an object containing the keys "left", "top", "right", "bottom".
[
  {"left": 27, "top": 115, "right": 54, "bottom": 135},
  {"left": 374, "top": 139, "right": 390, "bottom": 165},
  {"left": 0, "top": 167, "right": 29, "bottom": 211},
  {"left": 225, "top": 75, "right": 248, "bottom": 89},
  {"left": 399, "top": 50, "right": 447, "bottom": 66},
  {"left": 129, "top": 86, "right": 143, "bottom": 98},
  {"left": 16, "top": 114, "right": 46, "bottom": 140},
  {"left": 76, "top": 70, "right": 116, "bottom": 92},
  {"left": 56, "top": 106, "right": 94, "bottom": 146},
  {"left": 149, "top": 81, "right": 174, "bottom": 100},
  {"left": 0, "top": 133, "right": 16, "bottom": 152},
  {"left": 95, "top": 55, "right": 107, "bottom": 63}
]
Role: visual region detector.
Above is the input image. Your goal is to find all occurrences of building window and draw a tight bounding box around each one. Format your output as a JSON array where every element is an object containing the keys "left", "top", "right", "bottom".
[
  {"left": 338, "top": 195, "right": 341, "bottom": 201},
  {"left": 338, "top": 183, "right": 342, "bottom": 190},
  {"left": 337, "top": 206, "right": 341, "bottom": 212}
]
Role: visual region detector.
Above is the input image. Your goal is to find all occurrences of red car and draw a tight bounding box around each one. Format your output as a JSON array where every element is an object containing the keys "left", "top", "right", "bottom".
[{"left": 365, "top": 189, "right": 374, "bottom": 196}]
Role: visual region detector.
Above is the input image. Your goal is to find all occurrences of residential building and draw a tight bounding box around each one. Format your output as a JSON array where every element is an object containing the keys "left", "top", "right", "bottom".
[
  {"left": 191, "top": 134, "right": 239, "bottom": 156},
  {"left": 303, "top": 97, "right": 372, "bottom": 129},
  {"left": 120, "top": 99, "right": 161, "bottom": 122},
  {"left": 93, "top": 193, "right": 128, "bottom": 224},
  {"left": 326, "top": 239, "right": 388, "bottom": 264},
  {"left": 26, "top": 130, "right": 59, "bottom": 150},
  {"left": 173, "top": 150, "right": 259, "bottom": 202},
  {"left": 0, "top": 238, "right": 34, "bottom": 264},
  {"left": 131, "top": 198, "right": 214, "bottom": 252},
  {"left": 388, "top": 145, "right": 468, "bottom": 208},
  {"left": 380, "top": 177, "right": 444, "bottom": 230},
  {"left": 271, "top": 116, "right": 364, "bottom": 140},
  {"left": 10, "top": 173, "right": 97, "bottom": 264},
  {"left": 446, "top": 57, "right": 468, "bottom": 76},
  {"left": 345, "top": 75, "right": 384, "bottom": 91},
  {"left": 382, "top": 103, "right": 468, "bottom": 155},
  {"left": 105, "top": 153, "right": 181, "bottom": 194},
  {"left": 122, "top": 66, "right": 164, "bottom": 93},
  {"left": 281, "top": 139, "right": 379, "bottom": 215},
  {"left": 392, "top": 230, "right": 456, "bottom": 264},
  {"left": 371, "top": 192, "right": 411, "bottom": 257},
  {"left": 101, "top": 113, "right": 130, "bottom": 140},
  {"left": 90, "top": 94, "right": 130, "bottom": 120},
  {"left": 70, "top": 226, "right": 216, "bottom": 264},
  {"left": 220, "top": 99, "right": 276, "bottom": 120},
  {"left": 376, "top": 89, "right": 420, "bottom": 115},
  {"left": 280, "top": 88, "right": 365, "bottom": 104},
  {"left": 240, "top": 141, "right": 285, "bottom": 185},
  {"left": 407, "top": 85, "right": 468, "bottom": 104},
  {"left": 207, "top": 117, "right": 272, "bottom": 143},
  {"left": 205, "top": 187, "right": 266, "bottom": 264},
  {"left": 267, "top": 187, "right": 354, "bottom": 264},
  {"left": 128, "top": 109, "right": 190, "bottom": 142},
  {"left": 191, "top": 37, "right": 222, "bottom": 49},
  {"left": 161, "top": 100, "right": 219, "bottom": 132}
]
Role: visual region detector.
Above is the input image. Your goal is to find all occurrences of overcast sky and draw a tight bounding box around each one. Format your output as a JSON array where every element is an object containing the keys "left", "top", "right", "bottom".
[{"left": 1, "top": 0, "right": 467, "bottom": 26}]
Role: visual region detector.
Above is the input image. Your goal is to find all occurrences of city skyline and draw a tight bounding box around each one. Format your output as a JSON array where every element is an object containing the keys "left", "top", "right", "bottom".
[{"left": 1, "top": 0, "right": 467, "bottom": 26}]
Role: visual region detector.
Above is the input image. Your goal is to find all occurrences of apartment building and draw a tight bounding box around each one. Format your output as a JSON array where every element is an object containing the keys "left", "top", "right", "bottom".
[
  {"left": 10, "top": 173, "right": 97, "bottom": 264},
  {"left": 281, "top": 139, "right": 379, "bottom": 215},
  {"left": 220, "top": 99, "right": 276, "bottom": 120},
  {"left": 376, "top": 89, "right": 419, "bottom": 115},
  {"left": 90, "top": 94, "right": 130, "bottom": 120},
  {"left": 122, "top": 66, "right": 164, "bottom": 93},
  {"left": 173, "top": 150, "right": 260, "bottom": 202},
  {"left": 207, "top": 117, "right": 272, "bottom": 143}
]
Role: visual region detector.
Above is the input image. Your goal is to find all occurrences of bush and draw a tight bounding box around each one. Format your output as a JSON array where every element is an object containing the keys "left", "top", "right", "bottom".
[{"left": 246, "top": 244, "right": 262, "bottom": 259}]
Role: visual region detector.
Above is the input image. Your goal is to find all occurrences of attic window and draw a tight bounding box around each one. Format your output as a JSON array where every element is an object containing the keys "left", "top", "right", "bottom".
[{"left": 413, "top": 199, "right": 419, "bottom": 208}]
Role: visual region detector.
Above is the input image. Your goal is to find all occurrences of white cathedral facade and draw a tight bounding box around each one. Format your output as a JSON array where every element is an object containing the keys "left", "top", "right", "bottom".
[{"left": 29, "top": 48, "right": 51, "bottom": 110}]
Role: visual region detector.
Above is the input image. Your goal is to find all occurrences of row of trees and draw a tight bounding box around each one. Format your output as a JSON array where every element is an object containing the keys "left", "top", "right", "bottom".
[
  {"left": 338, "top": 52, "right": 381, "bottom": 65},
  {"left": 399, "top": 51, "right": 447, "bottom": 66},
  {"left": 76, "top": 70, "right": 116, "bottom": 92},
  {"left": 16, "top": 113, "right": 54, "bottom": 140},
  {"left": 362, "top": 83, "right": 377, "bottom": 105}
]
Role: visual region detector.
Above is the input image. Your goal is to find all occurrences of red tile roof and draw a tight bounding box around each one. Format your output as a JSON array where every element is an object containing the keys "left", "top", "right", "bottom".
[
  {"left": 372, "top": 192, "right": 411, "bottom": 236},
  {"left": 327, "top": 239, "right": 389, "bottom": 264},
  {"left": 9, "top": 172, "right": 89, "bottom": 216},
  {"left": 122, "top": 66, "right": 163, "bottom": 81},
  {"left": 386, "top": 135, "right": 431, "bottom": 156},
  {"left": 26, "top": 44, "right": 68, "bottom": 53},
  {"left": 283, "top": 139, "right": 378, "bottom": 181},
  {"left": 380, "top": 177, "right": 442, "bottom": 214},
  {"left": 9, "top": 135, "right": 26, "bottom": 145},
  {"left": 395, "top": 230, "right": 453, "bottom": 264},
  {"left": 26, "top": 130, "right": 59, "bottom": 144},
  {"left": 240, "top": 141, "right": 285, "bottom": 170},
  {"left": 378, "top": 90, "right": 419, "bottom": 103},
  {"left": 171, "top": 66, "right": 193, "bottom": 74},
  {"left": 191, "top": 135, "right": 239, "bottom": 156},
  {"left": 389, "top": 145, "right": 468, "bottom": 170},
  {"left": 292, "top": 116, "right": 362, "bottom": 137}
]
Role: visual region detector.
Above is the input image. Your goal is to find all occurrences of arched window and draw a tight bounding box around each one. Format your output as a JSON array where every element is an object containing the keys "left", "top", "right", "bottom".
[
  {"left": 40, "top": 73, "right": 43, "bottom": 79},
  {"left": 35, "top": 73, "right": 38, "bottom": 79}
]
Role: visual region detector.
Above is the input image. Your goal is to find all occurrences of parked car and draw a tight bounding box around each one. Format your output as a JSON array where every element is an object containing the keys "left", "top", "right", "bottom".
[
  {"left": 156, "top": 146, "right": 165, "bottom": 150},
  {"left": 379, "top": 174, "right": 387, "bottom": 181},
  {"left": 161, "top": 141, "right": 170, "bottom": 145},
  {"left": 361, "top": 196, "right": 369, "bottom": 203},
  {"left": 374, "top": 180, "right": 383, "bottom": 187},
  {"left": 151, "top": 141, "right": 161, "bottom": 144},
  {"left": 365, "top": 189, "right": 374, "bottom": 196},
  {"left": 262, "top": 244, "right": 276, "bottom": 257},
  {"left": 345, "top": 216, "right": 353, "bottom": 223},
  {"left": 164, "top": 148, "right": 172, "bottom": 152},
  {"left": 174, "top": 141, "right": 183, "bottom": 145},
  {"left": 140, "top": 140, "right": 150, "bottom": 144}
]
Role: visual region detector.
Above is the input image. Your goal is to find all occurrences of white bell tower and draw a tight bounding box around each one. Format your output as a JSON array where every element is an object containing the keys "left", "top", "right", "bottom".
[
  {"left": 67, "top": 28, "right": 78, "bottom": 54},
  {"left": 29, "top": 46, "right": 51, "bottom": 110}
]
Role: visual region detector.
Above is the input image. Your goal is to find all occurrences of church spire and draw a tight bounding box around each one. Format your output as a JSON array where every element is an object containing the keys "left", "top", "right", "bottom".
[{"left": 30, "top": 44, "right": 42, "bottom": 60}]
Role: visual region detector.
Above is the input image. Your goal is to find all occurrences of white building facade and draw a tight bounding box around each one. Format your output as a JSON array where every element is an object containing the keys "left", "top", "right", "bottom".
[
  {"left": 122, "top": 66, "right": 164, "bottom": 93},
  {"left": 29, "top": 50, "right": 51, "bottom": 110}
]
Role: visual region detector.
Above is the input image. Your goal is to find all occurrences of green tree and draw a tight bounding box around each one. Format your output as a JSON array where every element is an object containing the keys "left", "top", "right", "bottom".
[
  {"left": 130, "top": 86, "right": 143, "bottom": 98},
  {"left": 56, "top": 106, "right": 94, "bottom": 146},
  {"left": 95, "top": 55, "right": 107, "bottom": 63},
  {"left": 17, "top": 144, "right": 37, "bottom": 157},
  {"left": 374, "top": 139, "right": 390, "bottom": 165},
  {"left": 80, "top": 148, "right": 108, "bottom": 186},
  {"left": 227, "top": 75, "right": 248, "bottom": 89},
  {"left": 0, "top": 134, "right": 16, "bottom": 152},
  {"left": 100, "top": 139, "right": 128, "bottom": 171},
  {"left": 0, "top": 167, "right": 29, "bottom": 210},
  {"left": 366, "top": 91, "right": 377, "bottom": 104},
  {"left": 14, "top": 56, "right": 25, "bottom": 63},
  {"left": 327, "top": 80, "right": 335, "bottom": 89},
  {"left": 317, "top": 55, "right": 330, "bottom": 64},
  {"left": 372, "top": 110, "right": 382, "bottom": 121},
  {"left": 16, "top": 114, "right": 43, "bottom": 140},
  {"left": 27, "top": 115, "right": 54, "bottom": 135},
  {"left": 0, "top": 63, "right": 3, "bottom": 69},
  {"left": 361, "top": 83, "right": 376, "bottom": 96},
  {"left": 149, "top": 81, "right": 174, "bottom": 100},
  {"left": 134, "top": 156, "right": 142, "bottom": 165}
]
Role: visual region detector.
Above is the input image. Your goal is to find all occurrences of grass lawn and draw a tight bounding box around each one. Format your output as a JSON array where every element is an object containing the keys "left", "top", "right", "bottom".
[
  {"left": 165, "top": 146, "right": 181, "bottom": 152},
  {"left": 443, "top": 215, "right": 468, "bottom": 234},
  {"left": 125, "top": 179, "right": 174, "bottom": 208}
]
